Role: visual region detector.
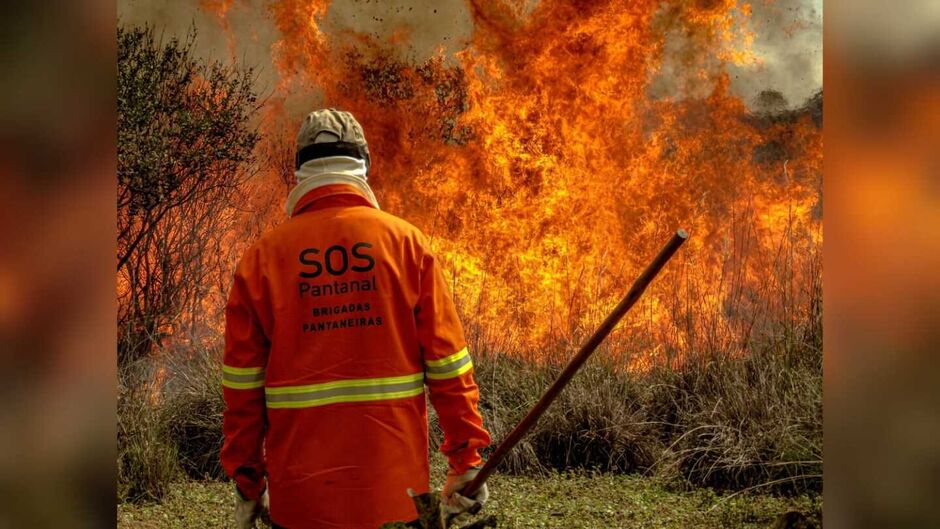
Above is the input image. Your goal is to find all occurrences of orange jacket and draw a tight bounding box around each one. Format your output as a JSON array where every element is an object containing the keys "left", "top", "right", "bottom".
[{"left": 220, "top": 184, "right": 490, "bottom": 529}]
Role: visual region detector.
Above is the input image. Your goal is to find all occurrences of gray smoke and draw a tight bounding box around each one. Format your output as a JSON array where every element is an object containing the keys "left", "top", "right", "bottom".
[
  {"left": 726, "top": 0, "right": 823, "bottom": 109},
  {"left": 117, "top": 0, "right": 822, "bottom": 110}
]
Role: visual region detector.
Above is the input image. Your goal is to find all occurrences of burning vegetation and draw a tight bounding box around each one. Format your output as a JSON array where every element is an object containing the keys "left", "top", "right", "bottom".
[
  {"left": 117, "top": 0, "right": 822, "bottom": 516},
  {"left": 202, "top": 0, "right": 822, "bottom": 368}
]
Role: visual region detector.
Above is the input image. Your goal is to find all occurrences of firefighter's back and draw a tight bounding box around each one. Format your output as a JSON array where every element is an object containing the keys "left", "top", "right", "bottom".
[
  {"left": 254, "top": 190, "right": 432, "bottom": 528},
  {"left": 223, "top": 108, "right": 489, "bottom": 529}
]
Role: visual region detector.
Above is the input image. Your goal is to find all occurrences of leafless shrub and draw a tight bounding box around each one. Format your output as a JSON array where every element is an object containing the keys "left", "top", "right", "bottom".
[{"left": 117, "top": 23, "right": 261, "bottom": 368}]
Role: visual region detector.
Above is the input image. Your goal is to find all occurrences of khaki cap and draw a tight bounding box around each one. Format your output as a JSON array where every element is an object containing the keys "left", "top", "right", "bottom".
[{"left": 295, "top": 108, "right": 371, "bottom": 170}]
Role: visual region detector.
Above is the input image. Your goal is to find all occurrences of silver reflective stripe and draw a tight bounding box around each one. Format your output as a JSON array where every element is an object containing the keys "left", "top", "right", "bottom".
[
  {"left": 222, "top": 365, "right": 265, "bottom": 389},
  {"left": 425, "top": 353, "right": 472, "bottom": 377},
  {"left": 266, "top": 379, "right": 423, "bottom": 404},
  {"left": 425, "top": 347, "right": 474, "bottom": 380},
  {"left": 224, "top": 372, "right": 266, "bottom": 384},
  {"left": 265, "top": 373, "right": 424, "bottom": 409}
]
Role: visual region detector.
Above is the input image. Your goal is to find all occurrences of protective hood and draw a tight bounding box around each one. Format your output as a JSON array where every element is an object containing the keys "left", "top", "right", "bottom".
[{"left": 286, "top": 155, "right": 380, "bottom": 216}]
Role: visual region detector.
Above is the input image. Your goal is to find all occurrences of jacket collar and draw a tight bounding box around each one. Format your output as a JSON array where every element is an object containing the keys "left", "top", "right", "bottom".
[{"left": 290, "top": 184, "right": 377, "bottom": 217}]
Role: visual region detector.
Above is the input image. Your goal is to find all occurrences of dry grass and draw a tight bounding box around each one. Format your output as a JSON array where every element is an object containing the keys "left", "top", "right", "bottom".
[
  {"left": 162, "top": 348, "right": 228, "bottom": 481},
  {"left": 445, "top": 198, "right": 823, "bottom": 495},
  {"left": 118, "top": 332, "right": 820, "bottom": 504},
  {"left": 118, "top": 364, "right": 179, "bottom": 502},
  {"left": 119, "top": 327, "right": 820, "bottom": 503},
  {"left": 119, "top": 230, "right": 822, "bottom": 503},
  {"left": 118, "top": 347, "right": 226, "bottom": 501},
  {"left": 449, "top": 333, "right": 822, "bottom": 495}
]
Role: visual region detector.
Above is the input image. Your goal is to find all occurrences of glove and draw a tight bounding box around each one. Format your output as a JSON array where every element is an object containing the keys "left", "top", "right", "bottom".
[
  {"left": 442, "top": 467, "right": 489, "bottom": 515},
  {"left": 235, "top": 485, "right": 269, "bottom": 529}
]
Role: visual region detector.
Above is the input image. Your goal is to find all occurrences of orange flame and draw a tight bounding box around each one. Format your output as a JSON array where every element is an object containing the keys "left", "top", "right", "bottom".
[{"left": 204, "top": 0, "right": 822, "bottom": 366}]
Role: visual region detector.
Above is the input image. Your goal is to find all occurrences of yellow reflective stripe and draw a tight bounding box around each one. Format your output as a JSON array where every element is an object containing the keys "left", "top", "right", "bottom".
[
  {"left": 222, "top": 364, "right": 265, "bottom": 390},
  {"left": 265, "top": 372, "right": 425, "bottom": 409},
  {"left": 222, "top": 379, "right": 265, "bottom": 390},
  {"left": 264, "top": 372, "right": 424, "bottom": 395},
  {"left": 425, "top": 347, "right": 473, "bottom": 380},
  {"left": 426, "top": 347, "right": 469, "bottom": 367},
  {"left": 266, "top": 387, "right": 425, "bottom": 409},
  {"left": 426, "top": 357, "right": 474, "bottom": 380},
  {"left": 222, "top": 365, "right": 265, "bottom": 375},
  {"left": 222, "top": 365, "right": 264, "bottom": 375}
]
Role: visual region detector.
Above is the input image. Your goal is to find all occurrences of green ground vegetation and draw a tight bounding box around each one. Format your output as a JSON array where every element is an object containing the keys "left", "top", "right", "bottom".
[{"left": 118, "top": 471, "right": 820, "bottom": 529}]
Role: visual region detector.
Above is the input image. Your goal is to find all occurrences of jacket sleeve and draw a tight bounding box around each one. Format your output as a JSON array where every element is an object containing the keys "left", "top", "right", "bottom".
[
  {"left": 220, "top": 248, "right": 270, "bottom": 501},
  {"left": 415, "top": 241, "right": 491, "bottom": 474}
]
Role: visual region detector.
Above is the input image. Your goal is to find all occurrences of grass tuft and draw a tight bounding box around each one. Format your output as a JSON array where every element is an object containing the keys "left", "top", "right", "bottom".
[{"left": 118, "top": 363, "right": 180, "bottom": 503}]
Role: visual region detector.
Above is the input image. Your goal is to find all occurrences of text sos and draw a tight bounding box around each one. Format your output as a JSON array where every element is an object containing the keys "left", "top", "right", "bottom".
[{"left": 298, "top": 242, "right": 375, "bottom": 278}]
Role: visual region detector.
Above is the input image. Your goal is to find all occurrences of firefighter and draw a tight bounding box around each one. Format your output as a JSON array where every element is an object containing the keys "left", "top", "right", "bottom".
[{"left": 221, "top": 108, "right": 491, "bottom": 529}]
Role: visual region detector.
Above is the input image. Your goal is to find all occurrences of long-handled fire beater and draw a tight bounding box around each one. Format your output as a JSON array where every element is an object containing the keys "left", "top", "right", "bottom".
[{"left": 382, "top": 229, "right": 689, "bottom": 529}]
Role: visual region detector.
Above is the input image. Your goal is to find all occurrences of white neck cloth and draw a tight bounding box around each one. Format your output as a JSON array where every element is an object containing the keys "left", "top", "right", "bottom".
[{"left": 286, "top": 156, "right": 380, "bottom": 217}]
